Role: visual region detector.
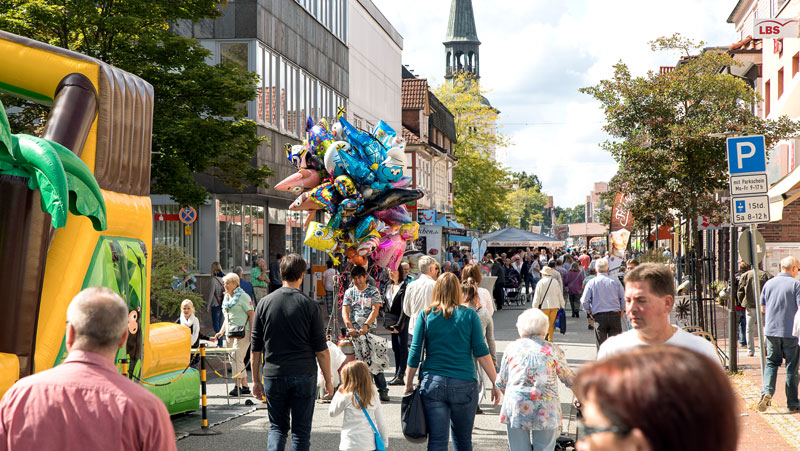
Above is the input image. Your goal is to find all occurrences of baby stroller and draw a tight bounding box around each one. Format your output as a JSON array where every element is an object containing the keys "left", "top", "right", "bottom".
[{"left": 504, "top": 268, "right": 524, "bottom": 306}]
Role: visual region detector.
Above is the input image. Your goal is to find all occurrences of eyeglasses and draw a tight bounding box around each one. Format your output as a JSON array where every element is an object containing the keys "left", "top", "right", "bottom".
[{"left": 579, "top": 421, "right": 631, "bottom": 438}]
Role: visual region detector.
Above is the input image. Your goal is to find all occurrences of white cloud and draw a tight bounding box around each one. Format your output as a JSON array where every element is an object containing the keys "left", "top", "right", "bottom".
[{"left": 371, "top": 0, "right": 737, "bottom": 206}]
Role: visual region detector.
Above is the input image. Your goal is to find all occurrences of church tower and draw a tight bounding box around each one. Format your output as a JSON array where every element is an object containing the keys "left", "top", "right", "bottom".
[{"left": 444, "top": 0, "right": 480, "bottom": 80}]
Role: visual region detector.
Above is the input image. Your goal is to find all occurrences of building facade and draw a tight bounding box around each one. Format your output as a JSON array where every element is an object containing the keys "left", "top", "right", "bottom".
[
  {"left": 348, "top": 0, "right": 402, "bottom": 133},
  {"left": 401, "top": 67, "right": 457, "bottom": 219},
  {"left": 156, "top": 0, "right": 349, "bottom": 273}
]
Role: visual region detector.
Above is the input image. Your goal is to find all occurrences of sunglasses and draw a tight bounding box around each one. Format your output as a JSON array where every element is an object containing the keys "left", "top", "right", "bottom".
[{"left": 578, "top": 420, "right": 631, "bottom": 438}]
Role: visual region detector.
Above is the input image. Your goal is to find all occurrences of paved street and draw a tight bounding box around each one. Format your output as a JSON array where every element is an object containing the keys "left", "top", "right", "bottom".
[{"left": 175, "top": 302, "right": 598, "bottom": 450}]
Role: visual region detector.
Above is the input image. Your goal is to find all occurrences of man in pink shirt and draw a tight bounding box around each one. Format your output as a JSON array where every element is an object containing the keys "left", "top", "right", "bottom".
[{"left": 0, "top": 287, "right": 176, "bottom": 451}]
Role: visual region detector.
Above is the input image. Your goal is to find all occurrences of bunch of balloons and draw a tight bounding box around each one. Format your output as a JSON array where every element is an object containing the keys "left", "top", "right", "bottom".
[{"left": 274, "top": 114, "right": 423, "bottom": 270}]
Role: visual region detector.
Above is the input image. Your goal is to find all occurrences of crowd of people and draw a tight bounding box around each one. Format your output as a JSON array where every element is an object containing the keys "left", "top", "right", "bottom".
[{"left": 5, "top": 244, "right": 785, "bottom": 451}]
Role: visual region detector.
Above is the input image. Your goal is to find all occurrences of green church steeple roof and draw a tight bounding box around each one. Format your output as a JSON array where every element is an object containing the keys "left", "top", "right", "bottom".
[{"left": 445, "top": 0, "right": 480, "bottom": 44}]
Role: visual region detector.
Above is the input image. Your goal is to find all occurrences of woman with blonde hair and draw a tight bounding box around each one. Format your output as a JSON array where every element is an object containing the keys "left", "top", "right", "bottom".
[
  {"left": 462, "top": 263, "right": 494, "bottom": 317},
  {"left": 178, "top": 299, "right": 200, "bottom": 347},
  {"left": 213, "top": 272, "right": 254, "bottom": 397},
  {"left": 329, "top": 360, "right": 388, "bottom": 451},
  {"left": 461, "top": 278, "right": 497, "bottom": 414},
  {"left": 405, "top": 272, "right": 501, "bottom": 450}
]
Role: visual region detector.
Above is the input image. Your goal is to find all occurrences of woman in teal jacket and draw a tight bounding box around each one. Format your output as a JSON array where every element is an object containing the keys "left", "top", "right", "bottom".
[{"left": 404, "top": 272, "right": 501, "bottom": 451}]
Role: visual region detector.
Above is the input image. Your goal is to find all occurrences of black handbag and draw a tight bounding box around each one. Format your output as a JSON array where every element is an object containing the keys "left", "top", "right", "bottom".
[{"left": 401, "top": 315, "right": 428, "bottom": 443}]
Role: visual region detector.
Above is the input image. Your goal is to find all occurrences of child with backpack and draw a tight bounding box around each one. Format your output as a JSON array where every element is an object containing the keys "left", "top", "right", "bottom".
[{"left": 329, "top": 360, "right": 387, "bottom": 451}]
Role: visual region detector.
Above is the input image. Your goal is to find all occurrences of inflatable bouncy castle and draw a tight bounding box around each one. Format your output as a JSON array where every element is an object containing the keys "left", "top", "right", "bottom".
[{"left": 0, "top": 31, "right": 198, "bottom": 414}]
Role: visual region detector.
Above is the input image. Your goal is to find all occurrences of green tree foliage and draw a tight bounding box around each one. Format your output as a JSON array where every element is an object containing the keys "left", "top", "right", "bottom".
[
  {"left": 581, "top": 34, "right": 800, "bottom": 326},
  {"left": 151, "top": 244, "right": 204, "bottom": 320},
  {"left": 436, "top": 72, "right": 511, "bottom": 231},
  {"left": 512, "top": 170, "right": 542, "bottom": 190},
  {"left": 507, "top": 186, "right": 547, "bottom": 230},
  {"left": 0, "top": 0, "right": 272, "bottom": 206}
]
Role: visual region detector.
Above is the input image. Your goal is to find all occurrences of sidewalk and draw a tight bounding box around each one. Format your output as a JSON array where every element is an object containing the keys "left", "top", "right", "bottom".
[
  {"left": 176, "top": 302, "right": 598, "bottom": 450},
  {"left": 730, "top": 341, "right": 800, "bottom": 450}
]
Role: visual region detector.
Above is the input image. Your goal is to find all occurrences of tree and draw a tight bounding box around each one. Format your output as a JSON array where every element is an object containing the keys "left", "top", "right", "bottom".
[
  {"left": 507, "top": 186, "right": 547, "bottom": 230},
  {"left": 436, "top": 72, "right": 511, "bottom": 231},
  {"left": 151, "top": 244, "right": 204, "bottom": 320},
  {"left": 512, "top": 171, "right": 543, "bottom": 190},
  {"left": 0, "top": 0, "right": 272, "bottom": 206},
  {"left": 581, "top": 34, "right": 800, "bottom": 327}
]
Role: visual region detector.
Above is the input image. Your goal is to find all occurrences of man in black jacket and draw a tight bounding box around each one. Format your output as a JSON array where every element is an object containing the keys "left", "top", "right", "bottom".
[{"left": 491, "top": 257, "right": 506, "bottom": 311}]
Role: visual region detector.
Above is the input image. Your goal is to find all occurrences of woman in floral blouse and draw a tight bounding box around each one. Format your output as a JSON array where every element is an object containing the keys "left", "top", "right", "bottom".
[{"left": 496, "top": 308, "right": 575, "bottom": 451}]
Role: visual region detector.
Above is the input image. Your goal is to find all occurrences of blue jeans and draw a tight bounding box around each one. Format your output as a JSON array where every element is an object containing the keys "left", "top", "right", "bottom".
[
  {"left": 763, "top": 336, "right": 800, "bottom": 410},
  {"left": 263, "top": 374, "right": 317, "bottom": 451},
  {"left": 210, "top": 306, "right": 223, "bottom": 346},
  {"left": 419, "top": 374, "right": 480, "bottom": 451},
  {"left": 736, "top": 310, "right": 747, "bottom": 345},
  {"left": 507, "top": 426, "right": 558, "bottom": 451}
]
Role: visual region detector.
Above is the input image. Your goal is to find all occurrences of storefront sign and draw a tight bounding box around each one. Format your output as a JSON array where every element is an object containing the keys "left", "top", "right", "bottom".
[
  {"left": 754, "top": 18, "right": 800, "bottom": 39},
  {"left": 417, "top": 224, "right": 443, "bottom": 263}
]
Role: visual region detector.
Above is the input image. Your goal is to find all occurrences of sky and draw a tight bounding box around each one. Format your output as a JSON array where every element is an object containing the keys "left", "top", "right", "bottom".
[{"left": 371, "top": 0, "right": 740, "bottom": 208}]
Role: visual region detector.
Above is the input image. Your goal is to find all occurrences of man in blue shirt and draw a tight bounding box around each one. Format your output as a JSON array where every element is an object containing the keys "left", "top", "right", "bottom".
[
  {"left": 758, "top": 256, "right": 800, "bottom": 413},
  {"left": 580, "top": 257, "right": 625, "bottom": 348}
]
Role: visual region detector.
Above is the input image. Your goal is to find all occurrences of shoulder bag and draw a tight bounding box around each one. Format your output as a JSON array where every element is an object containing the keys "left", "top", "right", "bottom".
[
  {"left": 401, "top": 313, "right": 428, "bottom": 443},
  {"left": 354, "top": 393, "right": 387, "bottom": 451},
  {"left": 537, "top": 280, "right": 554, "bottom": 310}
]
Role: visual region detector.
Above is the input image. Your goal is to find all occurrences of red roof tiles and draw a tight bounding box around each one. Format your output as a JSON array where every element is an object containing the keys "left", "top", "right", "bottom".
[{"left": 402, "top": 78, "right": 428, "bottom": 109}]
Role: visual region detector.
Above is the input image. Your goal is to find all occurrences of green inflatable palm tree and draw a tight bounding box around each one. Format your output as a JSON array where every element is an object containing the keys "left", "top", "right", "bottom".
[{"left": 0, "top": 100, "right": 106, "bottom": 231}]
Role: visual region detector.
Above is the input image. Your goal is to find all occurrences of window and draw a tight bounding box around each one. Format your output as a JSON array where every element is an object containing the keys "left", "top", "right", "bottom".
[
  {"left": 153, "top": 205, "right": 200, "bottom": 267},
  {"left": 765, "top": 80, "right": 771, "bottom": 117},
  {"left": 220, "top": 42, "right": 249, "bottom": 71},
  {"left": 778, "top": 68, "right": 784, "bottom": 98},
  {"left": 219, "top": 201, "right": 266, "bottom": 269},
  {"left": 296, "top": 0, "right": 348, "bottom": 43}
]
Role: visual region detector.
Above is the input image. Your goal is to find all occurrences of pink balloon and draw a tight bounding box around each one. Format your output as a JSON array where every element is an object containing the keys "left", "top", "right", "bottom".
[
  {"left": 372, "top": 235, "right": 405, "bottom": 270},
  {"left": 275, "top": 169, "right": 321, "bottom": 193}
]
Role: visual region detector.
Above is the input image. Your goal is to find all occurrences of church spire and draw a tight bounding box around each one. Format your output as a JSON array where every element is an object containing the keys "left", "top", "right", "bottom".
[{"left": 444, "top": 0, "right": 481, "bottom": 80}]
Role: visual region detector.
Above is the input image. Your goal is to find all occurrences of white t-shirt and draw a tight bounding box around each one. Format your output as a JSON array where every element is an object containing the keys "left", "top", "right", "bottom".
[
  {"left": 597, "top": 326, "right": 720, "bottom": 365},
  {"left": 478, "top": 287, "right": 494, "bottom": 317},
  {"left": 329, "top": 388, "right": 387, "bottom": 451},
  {"left": 323, "top": 268, "right": 337, "bottom": 292}
]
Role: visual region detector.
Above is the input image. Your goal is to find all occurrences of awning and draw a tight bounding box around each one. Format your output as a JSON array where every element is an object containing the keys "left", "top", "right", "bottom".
[
  {"left": 768, "top": 166, "right": 800, "bottom": 221},
  {"left": 448, "top": 235, "right": 473, "bottom": 242}
]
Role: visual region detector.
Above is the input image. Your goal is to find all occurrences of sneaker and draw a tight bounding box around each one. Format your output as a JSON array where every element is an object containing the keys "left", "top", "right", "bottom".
[
  {"left": 379, "top": 391, "right": 390, "bottom": 403},
  {"left": 588, "top": 324, "right": 594, "bottom": 330},
  {"left": 747, "top": 350, "right": 755, "bottom": 357},
  {"left": 240, "top": 386, "right": 251, "bottom": 395},
  {"left": 757, "top": 394, "right": 772, "bottom": 412},
  {"left": 229, "top": 387, "right": 241, "bottom": 397}
]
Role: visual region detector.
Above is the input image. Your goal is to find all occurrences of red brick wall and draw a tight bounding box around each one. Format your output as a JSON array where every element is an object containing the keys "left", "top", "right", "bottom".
[{"left": 757, "top": 199, "right": 800, "bottom": 242}]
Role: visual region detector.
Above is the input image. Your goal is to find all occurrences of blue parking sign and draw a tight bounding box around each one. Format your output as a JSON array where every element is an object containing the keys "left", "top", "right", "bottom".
[
  {"left": 735, "top": 200, "right": 746, "bottom": 214},
  {"left": 726, "top": 136, "right": 766, "bottom": 175}
]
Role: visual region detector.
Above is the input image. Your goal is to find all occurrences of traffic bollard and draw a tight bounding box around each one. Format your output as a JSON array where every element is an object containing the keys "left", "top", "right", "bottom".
[{"left": 190, "top": 344, "right": 220, "bottom": 436}]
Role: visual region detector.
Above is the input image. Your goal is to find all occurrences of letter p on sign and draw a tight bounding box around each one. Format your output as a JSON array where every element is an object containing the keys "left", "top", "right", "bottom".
[
  {"left": 726, "top": 136, "right": 766, "bottom": 175},
  {"left": 736, "top": 142, "right": 756, "bottom": 169}
]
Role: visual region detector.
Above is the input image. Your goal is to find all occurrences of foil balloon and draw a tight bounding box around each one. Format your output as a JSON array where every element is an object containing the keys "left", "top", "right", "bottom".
[
  {"left": 310, "top": 182, "right": 339, "bottom": 214},
  {"left": 398, "top": 222, "right": 420, "bottom": 241},
  {"left": 285, "top": 143, "right": 307, "bottom": 169},
  {"left": 337, "top": 144, "right": 376, "bottom": 186},
  {"left": 372, "top": 121, "right": 405, "bottom": 150},
  {"left": 372, "top": 235, "right": 405, "bottom": 270},
  {"left": 289, "top": 191, "right": 320, "bottom": 211},
  {"left": 354, "top": 215, "right": 377, "bottom": 240},
  {"left": 307, "top": 117, "right": 335, "bottom": 156},
  {"left": 304, "top": 222, "right": 337, "bottom": 252},
  {"left": 371, "top": 147, "right": 406, "bottom": 191},
  {"left": 324, "top": 141, "right": 348, "bottom": 179},
  {"left": 360, "top": 188, "right": 424, "bottom": 217},
  {"left": 339, "top": 116, "right": 386, "bottom": 171},
  {"left": 333, "top": 175, "right": 359, "bottom": 197},
  {"left": 345, "top": 247, "right": 367, "bottom": 266},
  {"left": 274, "top": 169, "right": 321, "bottom": 194},
  {"left": 391, "top": 176, "right": 413, "bottom": 188},
  {"left": 373, "top": 205, "right": 412, "bottom": 225},
  {"left": 356, "top": 230, "right": 381, "bottom": 256}
]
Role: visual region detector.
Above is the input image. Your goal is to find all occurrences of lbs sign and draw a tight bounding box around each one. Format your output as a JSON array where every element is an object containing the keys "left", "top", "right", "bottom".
[{"left": 754, "top": 18, "right": 800, "bottom": 39}]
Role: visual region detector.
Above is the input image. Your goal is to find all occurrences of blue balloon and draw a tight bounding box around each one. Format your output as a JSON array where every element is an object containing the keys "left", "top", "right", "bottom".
[
  {"left": 337, "top": 145, "right": 375, "bottom": 186},
  {"left": 340, "top": 117, "right": 386, "bottom": 171}
]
